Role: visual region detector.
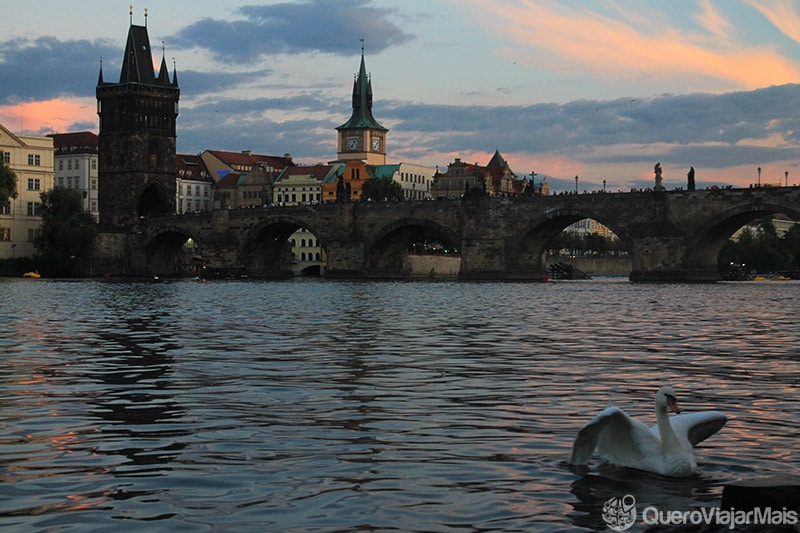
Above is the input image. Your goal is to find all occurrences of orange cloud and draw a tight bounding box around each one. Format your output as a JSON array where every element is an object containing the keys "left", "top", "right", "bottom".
[
  {"left": 742, "top": 0, "right": 800, "bottom": 44},
  {"left": 0, "top": 98, "right": 96, "bottom": 135},
  {"left": 458, "top": 0, "right": 800, "bottom": 90}
]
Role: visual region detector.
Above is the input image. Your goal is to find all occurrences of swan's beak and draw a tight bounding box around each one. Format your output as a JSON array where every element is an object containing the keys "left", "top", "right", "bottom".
[{"left": 667, "top": 395, "right": 681, "bottom": 414}]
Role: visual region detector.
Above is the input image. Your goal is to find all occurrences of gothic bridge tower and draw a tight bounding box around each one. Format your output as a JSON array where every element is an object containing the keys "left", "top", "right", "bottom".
[{"left": 96, "top": 9, "right": 179, "bottom": 230}]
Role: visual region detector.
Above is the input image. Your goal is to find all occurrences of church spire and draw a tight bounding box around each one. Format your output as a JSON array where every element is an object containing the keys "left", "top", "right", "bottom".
[{"left": 337, "top": 42, "right": 386, "bottom": 132}]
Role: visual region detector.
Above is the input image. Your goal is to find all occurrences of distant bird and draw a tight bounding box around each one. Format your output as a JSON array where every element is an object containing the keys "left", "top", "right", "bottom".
[{"left": 568, "top": 385, "right": 726, "bottom": 477}]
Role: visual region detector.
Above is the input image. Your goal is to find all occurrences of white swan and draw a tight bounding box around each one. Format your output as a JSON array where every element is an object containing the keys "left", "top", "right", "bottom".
[{"left": 568, "top": 386, "right": 727, "bottom": 477}]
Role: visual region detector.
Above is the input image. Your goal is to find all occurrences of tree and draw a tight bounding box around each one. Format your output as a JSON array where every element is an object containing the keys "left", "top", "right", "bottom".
[
  {"left": 35, "top": 188, "right": 97, "bottom": 276},
  {"left": 782, "top": 224, "right": 800, "bottom": 270},
  {"left": 0, "top": 159, "right": 17, "bottom": 206},
  {"left": 360, "top": 176, "right": 404, "bottom": 202}
]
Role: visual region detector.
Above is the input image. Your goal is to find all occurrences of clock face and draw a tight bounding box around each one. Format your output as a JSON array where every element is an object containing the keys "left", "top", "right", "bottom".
[
  {"left": 371, "top": 138, "right": 381, "bottom": 151},
  {"left": 347, "top": 137, "right": 359, "bottom": 151}
]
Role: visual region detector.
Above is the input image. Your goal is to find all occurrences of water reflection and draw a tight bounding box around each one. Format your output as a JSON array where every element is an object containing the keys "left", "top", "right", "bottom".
[{"left": 0, "top": 278, "right": 798, "bottom": 531}]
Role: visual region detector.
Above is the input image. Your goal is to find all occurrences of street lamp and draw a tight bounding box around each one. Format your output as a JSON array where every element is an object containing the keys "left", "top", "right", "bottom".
[
  {"left": 575, "top": 175, "right": 579, "bottom": 194},
  {"left": 757, "top": 167, "right": 761, "bottom": 187},
  {"left": 785, "top": 171, "right": 789, "bottom": 187}
]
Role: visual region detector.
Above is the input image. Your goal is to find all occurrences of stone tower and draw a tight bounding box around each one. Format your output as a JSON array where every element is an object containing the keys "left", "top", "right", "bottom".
[
  {"left": 336, "top": 46, "right": 388, "bottom": 165},
  {"left": 96, "top": 9, "right": 179, "bottom": 230}
]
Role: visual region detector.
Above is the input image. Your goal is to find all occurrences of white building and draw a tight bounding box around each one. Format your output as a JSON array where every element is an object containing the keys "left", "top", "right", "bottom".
[
  {"left": 0, "top": 123, "right": 54, "bottom": 259},
  {"left": 274, "top": 164, "right": 344, "bottom": 275},
  {"left": 50, "top": 132, "right": 99, "bottom": 220},
  {"left": 176, "top": 154, "right": 213, "bottom": 213},
  {"left": 374, "top": 162, "right": 436, "bottom": 200}
]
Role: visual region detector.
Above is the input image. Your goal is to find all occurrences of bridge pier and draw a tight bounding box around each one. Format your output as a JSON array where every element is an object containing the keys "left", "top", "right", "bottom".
[{"left": 628, "top": 235, "right": 720, "bottom": 282}]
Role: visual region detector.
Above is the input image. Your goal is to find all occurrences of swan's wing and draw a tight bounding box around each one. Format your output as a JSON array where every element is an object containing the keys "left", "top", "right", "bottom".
[
  {"left": 569, "top": 406, "right": 653, "bottom": 465},
  {"left": 651, "top": 411, "right": 727, "bottom": 447}
]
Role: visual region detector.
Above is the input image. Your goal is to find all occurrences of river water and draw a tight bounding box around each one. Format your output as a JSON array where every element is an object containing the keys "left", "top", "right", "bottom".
[{"left": 1, "top": 277, "right": 798, "bottom": 532}]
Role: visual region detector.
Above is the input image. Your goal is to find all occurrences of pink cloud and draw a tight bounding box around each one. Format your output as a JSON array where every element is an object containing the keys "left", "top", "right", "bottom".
[
  {"left": 458, "top": 0, "right": 800, "bottom": 90},
  {"left": 0, "top": 98, "right": 96, "bottom": 135}
]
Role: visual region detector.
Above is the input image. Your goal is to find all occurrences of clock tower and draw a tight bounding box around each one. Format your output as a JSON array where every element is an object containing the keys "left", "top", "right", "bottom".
[
  {"left": 96, "top": 9, "right": 179, "bottom": 231},
  {"left": 336, "top": 46, "right": 388, "bottom": 165}
]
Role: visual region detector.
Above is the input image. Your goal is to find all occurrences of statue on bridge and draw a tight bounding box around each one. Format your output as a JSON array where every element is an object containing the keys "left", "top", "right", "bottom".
[
  {"left": 336, "top": 175, "right": 351, "bottom": 203},
  {"left": 654, "top": 162, "right": 664, "bottom": 192},
  {"left": 687, "top": 166, "right": 695, "bottom": 191}
]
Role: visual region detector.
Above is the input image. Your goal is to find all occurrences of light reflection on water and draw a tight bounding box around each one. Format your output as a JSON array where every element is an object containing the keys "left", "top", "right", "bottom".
[{"left": 1, "top": 278, "right": 798, "bottom": 531}]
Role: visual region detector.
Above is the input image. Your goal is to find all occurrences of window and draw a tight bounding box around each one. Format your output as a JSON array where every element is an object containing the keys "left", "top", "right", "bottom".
[
  {"left": 2, "top": 152, "right": 9, "bottom": 164},
  {"left": 67, "top": 160, "right": 72, "bottom": 170},
  {"left": 0, "top": 202, "right": 10, "bottom": 214},
  {"left": 91, "top": 159, "right": 97, "bottom": 170},
  {"left": 27, "top": 154, "right": 40, "bottom": 166},
  {"left": 90, "top": 200, "right": 97, "bottom": 212},
  {"left": 27, "top": 201, "right": 41, "bottom": 216},
  {"left": 0, "top": 227, "right": 10, "bottom": 241},
  {"left": 27, "top": 178, "right": 41, "bottom": 191},
  {"left": 28, "top": 228, "right": 39, "bottom": 242},
  {"left": 58, "top": 160, "right": 64, "bottom": 171},
  {"left": 91, "top": 179, "right": 97, "bottom": 190}
]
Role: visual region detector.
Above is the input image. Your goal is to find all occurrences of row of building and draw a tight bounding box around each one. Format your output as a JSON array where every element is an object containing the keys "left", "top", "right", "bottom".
[
  {"left": 1, "top": 14, "right": 556, "bottom": 270},
  {"left": 0, "top": 121, "right": 542, "bottom": 265}
]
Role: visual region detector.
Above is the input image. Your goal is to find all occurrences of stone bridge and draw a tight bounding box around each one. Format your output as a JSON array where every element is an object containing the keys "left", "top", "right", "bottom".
[{"left": 97, "top": 187, "right": 800, "bottom": 281}]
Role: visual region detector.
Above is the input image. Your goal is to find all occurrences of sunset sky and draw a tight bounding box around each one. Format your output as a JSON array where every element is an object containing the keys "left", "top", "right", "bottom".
[{"left": 2, "top": 0, "right": 800, "bottom": 191}]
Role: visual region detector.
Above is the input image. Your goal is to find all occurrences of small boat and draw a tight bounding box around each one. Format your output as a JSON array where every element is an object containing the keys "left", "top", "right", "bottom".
[
  {"left": 771, "top": 275, "right": 791, "bottom": 281},
  {"left": 23, "top": 271, "right": 41, "bottom": 278}
]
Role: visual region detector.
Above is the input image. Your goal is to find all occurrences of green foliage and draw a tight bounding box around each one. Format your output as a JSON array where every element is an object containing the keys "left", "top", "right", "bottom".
[
  {"left": 35, "top": 188, "right": 98, "bottom": 277},
  {"left": 0, "top": 159, "right": 18, "bottom": 206},
  {"left": 360, "top": 176, "right": 404, "bottom": 202},
  {"left": 718, "top": 217, "right": 800, "bottom": 273}
]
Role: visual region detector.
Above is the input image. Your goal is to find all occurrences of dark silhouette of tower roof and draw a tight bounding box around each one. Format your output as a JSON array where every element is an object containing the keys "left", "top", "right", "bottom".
[
  {"left": 337, "top": 49, "right": 387, "bottom": 132},
  {"left": 102, "top": 18, "right": 177, "bottom": 87}
]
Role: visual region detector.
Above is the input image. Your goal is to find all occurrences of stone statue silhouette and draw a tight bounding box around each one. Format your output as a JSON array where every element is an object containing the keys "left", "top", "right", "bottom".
[
  {"left": 687, "top": 166, "right": 695, "bottom": 191},
  {"left": 654, "top": 162, "right": 664, "bottom": 191}
]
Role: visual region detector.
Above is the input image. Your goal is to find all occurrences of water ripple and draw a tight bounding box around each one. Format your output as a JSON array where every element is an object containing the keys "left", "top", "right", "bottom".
[{"left": 1, "top": 278, "right": 798, "bottom": 531}]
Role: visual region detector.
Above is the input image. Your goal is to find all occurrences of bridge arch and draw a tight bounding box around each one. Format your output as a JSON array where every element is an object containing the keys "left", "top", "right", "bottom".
[
  {"left": 241, "top": 214, "right": 325, "bottom": 277},
  {"left": 142, "top": 226, "right": 201, "bottom": 276},
  {"left": 507, "top": 207, "right": 630, "bottom": 278},
  {"left": 364, "top": 217, "right": 461, "bottom": 277},
  {"left": 686, "top": 201, "right": 800, "bottom": 276},
  {"left": 138, "top": 182, "right": 173, "bottom": 218}
]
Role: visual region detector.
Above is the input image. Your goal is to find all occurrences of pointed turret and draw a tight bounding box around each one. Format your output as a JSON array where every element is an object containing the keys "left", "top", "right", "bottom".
[
  {"left": 337, "top": 50, "right": 386, "bottom": 132},
  {"left": 171, "top": 59, "right": 179, "bottom": 87},
  {"left": 157, "top": 51, "right": 170, "bottom": 85},
  {"left": 97, "top": 60, "right": 104, "bottom": 86}
]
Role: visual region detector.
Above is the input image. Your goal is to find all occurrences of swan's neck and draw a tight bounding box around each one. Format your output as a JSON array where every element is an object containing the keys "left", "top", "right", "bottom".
[{"left": 656, "top": 404, "right": 681, "bottom": 450}]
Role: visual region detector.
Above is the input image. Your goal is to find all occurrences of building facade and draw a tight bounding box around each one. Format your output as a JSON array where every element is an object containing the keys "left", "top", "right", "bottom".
[
  {"left": 0, "top": 122, "right": 54, "bottom": 259},
  {"left": 176, "top": 153, "right": 213, "bottom": 213},
  {"left": 50, "top": 132, "right": 99, "bottom": 220},
  {"left": 375, "top": 162, "right": 436, "bottom": 200},
  {"left": 274, "top": 164, "right": 344, "bottom": 274},
  {"left": 431, "top": 150, "right": 520, "bottom": 199}
]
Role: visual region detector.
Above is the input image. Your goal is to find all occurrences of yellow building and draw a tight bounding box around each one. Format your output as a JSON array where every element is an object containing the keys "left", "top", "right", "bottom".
[{"left": 0, "top": 123, "right": 54, "bottom": 259}]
